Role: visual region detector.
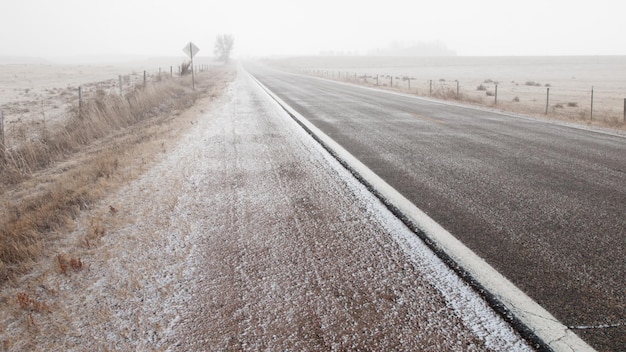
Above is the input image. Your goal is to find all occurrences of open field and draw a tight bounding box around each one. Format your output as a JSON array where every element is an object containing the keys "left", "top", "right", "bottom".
[
  {"left": 0, "top": 58, "right": 218, "bottom": 150},
  {"left": 270, "top": 56, "right": 626, "bottom": 128}
]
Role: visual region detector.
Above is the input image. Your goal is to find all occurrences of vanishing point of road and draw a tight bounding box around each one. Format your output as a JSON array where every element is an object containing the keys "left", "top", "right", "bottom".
[{"left": 247, "top": 64, "right": 626, "bottom": 351}]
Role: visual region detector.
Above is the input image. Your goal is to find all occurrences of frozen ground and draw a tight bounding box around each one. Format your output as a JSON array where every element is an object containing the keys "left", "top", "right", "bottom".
[{"left": 0, "top": 69, "right": 533, "bottom": 351}]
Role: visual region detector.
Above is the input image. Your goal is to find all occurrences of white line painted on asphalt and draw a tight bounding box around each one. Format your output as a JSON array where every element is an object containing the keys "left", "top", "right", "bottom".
[{"left": 249, "top": 70, "right": 596, "bottom": 352}]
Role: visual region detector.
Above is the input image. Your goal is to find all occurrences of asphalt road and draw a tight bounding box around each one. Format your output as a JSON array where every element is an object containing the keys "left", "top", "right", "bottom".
[{"left": 246, "top": 64, "right": 626, "bottom": 351}]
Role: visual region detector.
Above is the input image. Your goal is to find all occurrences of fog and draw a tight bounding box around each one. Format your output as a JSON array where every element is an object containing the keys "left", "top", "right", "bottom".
[{"left": 1, "top": 0, "right": 623, "bottom": 62}]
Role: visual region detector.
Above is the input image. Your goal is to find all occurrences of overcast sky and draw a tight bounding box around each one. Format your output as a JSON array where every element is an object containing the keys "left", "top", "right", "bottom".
[{"left": 1, "top": 0, "right": 623, "bottom": 60}]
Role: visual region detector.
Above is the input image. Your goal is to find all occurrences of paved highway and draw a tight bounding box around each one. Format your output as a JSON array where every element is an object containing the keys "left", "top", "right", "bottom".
[{"left": 246, "top": 64, "right": 626, "bottom": 351}]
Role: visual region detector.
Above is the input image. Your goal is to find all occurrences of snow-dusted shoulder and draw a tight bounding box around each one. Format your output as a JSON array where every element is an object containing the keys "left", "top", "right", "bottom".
[{"left": 1, "top": 68, "right": 534, "bottom": 351}]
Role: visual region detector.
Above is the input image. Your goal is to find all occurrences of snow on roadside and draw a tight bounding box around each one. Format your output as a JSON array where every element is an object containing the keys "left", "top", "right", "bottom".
[{"left": 0, "top": 69, "right": 533, "bottom": 351}]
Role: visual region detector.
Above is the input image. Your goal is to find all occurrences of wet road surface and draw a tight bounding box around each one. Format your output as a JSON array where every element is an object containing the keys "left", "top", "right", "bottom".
[{"left": 247, "top": 64, "right": 626, "bottom": 351}]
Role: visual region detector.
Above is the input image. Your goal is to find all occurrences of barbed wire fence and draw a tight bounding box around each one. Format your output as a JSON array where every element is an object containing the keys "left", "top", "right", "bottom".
[
  {"left": 0, "top": 63, "right": 215, "bottom": 151},
  {"left": 304, "top": 69, "right": 626, "bottom": 126}
]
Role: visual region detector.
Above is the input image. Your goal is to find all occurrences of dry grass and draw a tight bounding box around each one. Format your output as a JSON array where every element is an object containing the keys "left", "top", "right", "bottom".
[
  {"left": 16, "top": 292, "right": 49, "bottom": 313},
  {"left": 0, "top": 66, "right": 236, "bottom": 284},
  {"left": 56, "top": 254, "right": 83, "bottom": 275}
]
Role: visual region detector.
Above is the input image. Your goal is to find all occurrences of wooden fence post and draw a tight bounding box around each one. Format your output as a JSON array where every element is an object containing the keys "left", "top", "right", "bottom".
[
  {"left": 0, "top": 110, "right": 4, "bottom": 152},
  {"left": 590, "top": 86, "right": 594, "bottom": 121},
  {"left": 495, "top": 84, "right": 498, "bottom": 105},
  {"left": 119, "top": 75, "right": 123, "bottom": 96},
  {"left": 430, "top": 80, "right": 433, "bottom": 95},
  {"left": 78, "top": 86, "right": 82, "bottom": 118},
  {"left": 545, "top": 87, "right": 550, "bottom": 115},
  {"left": 143, "top": 71, "right": 146, "bottom": 87}
]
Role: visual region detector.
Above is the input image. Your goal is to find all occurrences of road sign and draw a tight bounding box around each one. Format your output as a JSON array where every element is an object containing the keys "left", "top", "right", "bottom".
[
  {"left": 182, "top": 42, "right": 199, "bottom": 90},
  {"left": 183, "top": 42, "right": 199, "bottom": 59}
]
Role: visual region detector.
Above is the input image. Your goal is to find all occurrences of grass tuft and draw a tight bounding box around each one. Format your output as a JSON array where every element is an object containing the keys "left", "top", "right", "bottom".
[{"left": 57, "top": 254, "right": 83, "bottom": 275}]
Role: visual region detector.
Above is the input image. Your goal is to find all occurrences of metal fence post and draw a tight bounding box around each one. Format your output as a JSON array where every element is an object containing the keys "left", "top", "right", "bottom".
[
  {"left": 430, "top": 80, "right": 433, "bottom": 95},
  {"left": 143, "top": 70, "right": 146, "bottom": 87},
  {"left": 624, "top": 98, "right": 626, "bottom": 123},
  {"left": 545, "top": 87, "right": 550, "bottom": 115}
]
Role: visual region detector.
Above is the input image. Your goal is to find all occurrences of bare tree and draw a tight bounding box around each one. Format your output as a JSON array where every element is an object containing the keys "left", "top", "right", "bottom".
[{"left": 214, "top": 34, "right": 234, "bottom": 63}]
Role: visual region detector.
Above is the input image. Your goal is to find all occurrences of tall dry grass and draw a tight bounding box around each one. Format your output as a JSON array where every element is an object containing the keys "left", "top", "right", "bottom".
[
  {"left": 0, "top": 67, "right": 235, "bottom": 282},
  {"left": 1, "top": 78, "right": 193, "bottom": 184}
]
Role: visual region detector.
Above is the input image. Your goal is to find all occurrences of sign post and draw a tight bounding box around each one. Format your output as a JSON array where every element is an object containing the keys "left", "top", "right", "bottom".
[{"left": 183, "top": 42, "right": 200, "bottom": 90}]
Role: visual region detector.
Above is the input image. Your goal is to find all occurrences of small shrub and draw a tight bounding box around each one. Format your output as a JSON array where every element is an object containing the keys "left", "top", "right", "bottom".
[
  {"left": 181, "top": 61, "right": 192, "bottom": 76},
  {"left": 483, "top": 79, "right": 493, "bottom": 83},
  {"left": 486, "top": 91, "right": 495, "bottom": 96},
  {"left": 477, "top": 84, "right": 487, "bottom": 91},
  {"left": 513, "top": 96, "right": 520, "bottom": 102},
  {"left": 70, "top": 257, "right": 83, "bottom": 271},
  {"left": 567, "top": 102, "right": 578, "bottom": 107},
  {"left": 439, "top": 78, "right": 446, "bottom": 82},
  {"left": 525, "top": 81, "right": 542, "bottom": 87},
  {"left": 432, "top": 87, "right": 459, "bottom": 100},
  {"left": 545, "top": 83, "right": 551, "bottom": 87},
  {"left": 554, "top": 103, "right": 564, "bottom": 108}
]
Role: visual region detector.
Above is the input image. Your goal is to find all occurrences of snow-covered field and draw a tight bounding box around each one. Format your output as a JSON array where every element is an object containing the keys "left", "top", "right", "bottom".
[{"left": 0, "top": 69, "right": 533, "bottom": 351}]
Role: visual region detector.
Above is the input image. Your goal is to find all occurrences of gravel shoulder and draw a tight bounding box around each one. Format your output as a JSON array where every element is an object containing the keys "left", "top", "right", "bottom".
[{"left": 0, "top": 68, "right": 533, "bottom": 351}]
